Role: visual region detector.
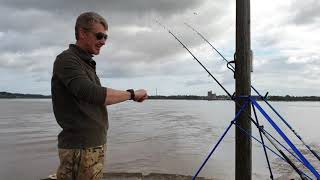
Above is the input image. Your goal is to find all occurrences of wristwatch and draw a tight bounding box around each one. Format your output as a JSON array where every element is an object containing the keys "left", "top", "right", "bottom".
[{"left": 126, "top": 89, "right": 135, "bottom": 100}]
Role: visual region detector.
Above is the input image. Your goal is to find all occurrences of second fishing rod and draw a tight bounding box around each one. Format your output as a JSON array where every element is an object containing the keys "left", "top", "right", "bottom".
[{"left": 155, "top": 20, "right": 314, "bottom": 179}]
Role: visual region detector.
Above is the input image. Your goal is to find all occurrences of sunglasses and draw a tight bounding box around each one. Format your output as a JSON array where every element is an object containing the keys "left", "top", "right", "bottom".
[{"left": 93, "top": 32, "right": 108, "bottom": 40}]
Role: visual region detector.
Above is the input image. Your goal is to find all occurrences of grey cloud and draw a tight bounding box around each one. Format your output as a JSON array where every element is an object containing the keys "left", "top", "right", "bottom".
[
  {"left": 0, "top": 30, "right": 72, "bottom": 54},
  {"left": 251, "top": 54, "right": 320, "bottom": 93},
  {"left": 0, "top": 6, "right": 59, "bottom": 32},
  {"left": 254, "top": 36, "right": 278, "bottom": 48},
  {"left": 0, "top": 47, "right": 58, "bottom": 83},
  {"left": 0, "top": 0, "right": 236, "bottom": 94},
  {"left": 0, "top": 0, "right": 318, "bottom": 96},
  {"left": 97, "top": 54, "right": 205, "bottom": 79},
  {"left": 0, "top": 0, "right": 206, "bottom": 19},
  {"left": 185, "top": 79, "right": 211, "bottom": 86},
  {"left": 184, "top": 71, "right": 234, "bottom": 88},
  {"left": 290, "top": 0, "right": 320, "bottom": 25},
  {"left": 0, "top": 0, "right": 230, "bottom": 78},
  {"left": 106, "top": 29, "right": 187, "bottom": 63},
  {"left": 0, "top": 52, "right": 33, "bottom": 69},
  {"left": 253, "top": 56, "right": 303, "bottom": 74},
  {"left": 100, "top": 16, "right": 231, "bottom": 65},
  {"left": 0, "top": 6, "right": 73, "bottom": 54},
  {"left": 33, "top": 72, "right": 51, "bottom": 82}
]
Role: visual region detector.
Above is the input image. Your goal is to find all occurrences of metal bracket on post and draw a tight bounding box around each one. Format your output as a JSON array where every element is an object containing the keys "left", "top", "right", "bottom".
[
  {"left": 233, "top": 53, "right": 237, "bottom": 79},
  {"left": 227, "top": 60, "right": 235, "bottom": 74},
  {"left": 250, "top": 50, "right": 253, "bottom": 72},
  {"left": 263, "top": 92, "right": 269, "bottom": 100}
]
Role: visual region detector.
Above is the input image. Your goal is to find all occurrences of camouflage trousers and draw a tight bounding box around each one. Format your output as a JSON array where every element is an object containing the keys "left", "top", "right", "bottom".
[{"left": 56, "top": 144, "right": 106, "bottom": 180}]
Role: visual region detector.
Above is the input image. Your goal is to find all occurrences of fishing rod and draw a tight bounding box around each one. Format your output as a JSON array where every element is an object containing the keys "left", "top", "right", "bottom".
[
  {"left": 155, "top": 20, "right": 314, "bottom": 179},
  {"left": 184, "top": 22, "right": 320, "bottom": 163},
  {"left": 235, "top": 119, "right": 308, "bottom": 180},
  {"left": 252, "top": 103, "right": 274, "bottom": 180},
  {"left": 155, "top": 20, "right": 232, "bottom": 98}
]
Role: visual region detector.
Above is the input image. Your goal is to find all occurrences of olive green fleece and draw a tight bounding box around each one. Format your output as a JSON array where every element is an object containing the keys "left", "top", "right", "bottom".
[{"left": 51, "top": 44, "right": 108, "bottom": 149}]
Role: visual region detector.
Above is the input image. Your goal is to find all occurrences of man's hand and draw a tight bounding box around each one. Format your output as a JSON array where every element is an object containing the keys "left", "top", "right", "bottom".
[{"left": 133, "top": 89, "right": 148, "bottom": 102}]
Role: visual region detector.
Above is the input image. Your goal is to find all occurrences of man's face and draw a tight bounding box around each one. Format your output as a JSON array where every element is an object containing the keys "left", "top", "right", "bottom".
[{"left": 82, "top": 23, "right": 108, "bottom": 55}]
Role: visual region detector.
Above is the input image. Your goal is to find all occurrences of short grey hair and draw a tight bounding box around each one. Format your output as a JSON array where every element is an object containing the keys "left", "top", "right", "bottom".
[{"left": 75, "top": 12, "right": 108, "bottom": 40}]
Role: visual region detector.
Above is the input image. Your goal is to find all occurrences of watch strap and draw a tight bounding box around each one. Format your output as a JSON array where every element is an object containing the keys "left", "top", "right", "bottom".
[{"left": 126, "top": 89, "right": 135, "bottom": 100}]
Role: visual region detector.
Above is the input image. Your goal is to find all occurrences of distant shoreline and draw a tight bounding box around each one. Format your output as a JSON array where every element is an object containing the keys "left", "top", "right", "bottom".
[
  {"left": 1, "top": 91, "right": 320, "bottom": 101},
  {"left": 0, "top": 92, "right": 50, "bottom": 99}
]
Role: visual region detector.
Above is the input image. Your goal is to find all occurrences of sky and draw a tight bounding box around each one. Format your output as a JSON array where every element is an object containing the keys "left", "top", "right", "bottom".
[{"left": 0, "top": 0, "right": 319, "bottom": 96}]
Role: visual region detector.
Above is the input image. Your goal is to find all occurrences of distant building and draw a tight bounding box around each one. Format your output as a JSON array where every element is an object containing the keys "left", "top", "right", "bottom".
[{"left": 207, "top": 91, "right": 217, "bottom": 100}]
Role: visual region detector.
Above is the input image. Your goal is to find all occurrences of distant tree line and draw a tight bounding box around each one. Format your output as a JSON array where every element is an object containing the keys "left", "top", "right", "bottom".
[
  {"left": 0, "top": 92, "right": 51, "bottom": 99},
  {"left": 149, "top": 95, "right": 320, "bottom": 101},
  {"left": 1, "top": 91, "right": 320, "bottom": 101},
  {"left": 267, "top": 95, "right": 320, "bottom": 101},
  {"left": 149, "top": 95, "right": 230, "bottom": 100}
]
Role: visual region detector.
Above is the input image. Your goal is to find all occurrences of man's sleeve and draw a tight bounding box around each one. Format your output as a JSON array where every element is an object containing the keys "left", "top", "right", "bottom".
[{"left": 53, "top": 54, "right": 106, "bottom": 105}]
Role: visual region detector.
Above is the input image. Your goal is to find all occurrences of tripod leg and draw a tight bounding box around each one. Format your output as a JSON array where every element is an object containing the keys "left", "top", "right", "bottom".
[{"left": 193, "top": 101, "right": 250, "bottom": 179}]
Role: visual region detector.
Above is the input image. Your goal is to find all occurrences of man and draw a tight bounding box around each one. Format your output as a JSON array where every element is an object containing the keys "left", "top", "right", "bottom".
[{"left": 51, "top": 11, "right": 148, "bottom": 180}]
